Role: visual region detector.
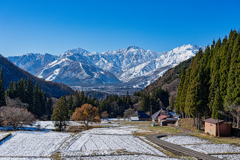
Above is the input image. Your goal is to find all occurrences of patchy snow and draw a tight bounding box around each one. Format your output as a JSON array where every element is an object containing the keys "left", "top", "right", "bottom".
[
  {"left": 82, "top": 126, "right": 150, "bottom": 135},
  {"left": 183, "top": 144, "right": 240, "bottom": 154},
  {"left": 62, "top": 134, "right": 166, "bottom": 157},
  {"left": 63, "top": 155, "right": 178, "bottom": 160},
  {"left": 0, "top": 132, "right": 10, "bottom": 141},
  {"left": 160, "top": 135, "right": 213, "bottom": 145},
  {"left": 212, "top": 154, "right": 240, "bottom": 160},
  {"left": 0, "top": 158, "right": 51, "bottom": 160},
  {"left": 0, "top": 131, "right": 71, "bottom": 156}
]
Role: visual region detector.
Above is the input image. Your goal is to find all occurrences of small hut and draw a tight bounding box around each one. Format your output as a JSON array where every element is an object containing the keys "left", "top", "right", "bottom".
[{"left": 204, "top": 118, "right": 231, "bottom": 137}]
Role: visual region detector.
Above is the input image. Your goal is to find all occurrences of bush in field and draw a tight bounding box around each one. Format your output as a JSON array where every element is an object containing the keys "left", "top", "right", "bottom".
[
  {"left": 101, "top": 111, "right": 109, "bottom": 120},
  {"left": 72, "top": 103, "right": 100, "bottom": 128},
  {"left": 0, "top": 106, "right": 35, "bottom": 130},
  {"left": 51, "top": 96, "right": 69, "bottom": 131}
]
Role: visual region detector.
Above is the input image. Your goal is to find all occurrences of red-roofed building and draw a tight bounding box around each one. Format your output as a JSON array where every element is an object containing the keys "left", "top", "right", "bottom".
[
  {"left": 158, "top": 115, "right": 169, "bottom": 126},
  {"left": 204, "top": 118, "right": 231, "bottom": 137}
]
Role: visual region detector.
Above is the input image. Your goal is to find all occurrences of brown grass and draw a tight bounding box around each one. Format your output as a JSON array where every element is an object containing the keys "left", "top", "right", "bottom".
[
  {"left": 178, "top": 118, "right": 203, "bottom": 133},
  {"left": 120, "top": 121, "right": 183, "bottom": 136}
]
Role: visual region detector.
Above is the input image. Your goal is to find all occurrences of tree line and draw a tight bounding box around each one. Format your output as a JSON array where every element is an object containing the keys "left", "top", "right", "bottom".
[
  {"left": 175, "top": 29, "right": 240, "bottom": 128},
  {"left": 0, "top": 70, "right": 53, "bottom": 119}
]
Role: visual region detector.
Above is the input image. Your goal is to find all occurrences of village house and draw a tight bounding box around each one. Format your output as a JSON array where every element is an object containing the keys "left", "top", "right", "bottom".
[
  {"left": 131, "top": 111, "right": 151, "bottom": 121},
  {"left": 204, "top": 118, "right": 231, "bottom": 137}
]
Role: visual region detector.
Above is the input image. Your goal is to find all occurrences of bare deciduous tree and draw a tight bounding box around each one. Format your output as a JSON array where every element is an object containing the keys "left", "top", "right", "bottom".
[
  {"left": 101, "top": 111, "right": 109, "bottom": 120},
  {"left": 223, "top": 103, "right": 240, "bottom": 129},
  {"left": 124, "top": 108, "right": 135, "bottom": 119},
  {"left": 0, "top": 106, "right": 35, "bottom": 130}
]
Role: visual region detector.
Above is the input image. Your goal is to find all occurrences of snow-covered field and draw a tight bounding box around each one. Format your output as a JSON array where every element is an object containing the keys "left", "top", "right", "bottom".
[
  {"left": 160, "top": 135, "right": 240, "bottom": 159},
  {"left": 0, "top": 124, "right": 170, "bottom": 159},
  {"left": 82, "top": 126, "right": 150, "bottom": 135},
  {"left": 63, "top": 155, "right": 179, "bottom": 160},
  {"left": 183, "top": 143, "right": 240, "bottom": 154},
  {"left": 61, "top": 134, "right": 166, "bottom": 157},
  {"left": 160, "top": 135, "right": 213, "bottom": 145},
  {"left": 0, "top": 131, "right": 71, "bottom": 156},
  {"left": 212, "top": 154, "right": 240, "bottom": 160}
]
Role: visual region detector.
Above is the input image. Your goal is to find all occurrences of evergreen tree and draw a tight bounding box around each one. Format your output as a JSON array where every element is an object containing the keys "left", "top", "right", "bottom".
[
  {"left": 67, "top": 94, "right": 73, "bottom": 112},
  {"left": 140, "top": 94, "right": 150, "bottom": 112},
  {"left": 175, "top": 68, "right": 186, "bottom": 113},
  {"left": 33, "top": 84, "right": 40, "bottom": 117},
  {"left": 19, "top": 79, "right": 26, "bottom": 102},
  {"left": 212, "top": 88, "right": 223, "bottom": 119},
  {"left": 170, "top": 95, "right": 175, "bottom": 110},
  {"left": 232, "top": 34, "right": 240, "bottom": 104},
  {"left": 0, "top": 68, "right": 6, "bottom": 106},
  {"left": 225, "top": 33, "right": 239, "bottom": 104},
  {"left": 51, "top": 96, "right": 69, "bottom": 131},
  {"left": 26, "top": 79, "right": 34, "bottom": 112},
  {"left": 47, "top": 94, "right": 53, "bottom": 120},
  {"left": 126, "top": 91, "right": 132, "bottom": 105},
  {"left": 73, "top": 91, "right": 81, "bottom": 111}
]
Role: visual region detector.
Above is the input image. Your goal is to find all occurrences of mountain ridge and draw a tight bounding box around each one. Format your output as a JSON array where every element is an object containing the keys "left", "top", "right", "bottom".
[
  {"left": 0, "top": 54, "right": 74, "bottom": 98},
  {"left": 7, "top": 44, "right": 205, "bottom": 94}
]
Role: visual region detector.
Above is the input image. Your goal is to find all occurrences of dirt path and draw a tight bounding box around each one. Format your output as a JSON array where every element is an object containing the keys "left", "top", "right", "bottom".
[{"left": 146, "top": 127, "right": 220, "bottom": 160}]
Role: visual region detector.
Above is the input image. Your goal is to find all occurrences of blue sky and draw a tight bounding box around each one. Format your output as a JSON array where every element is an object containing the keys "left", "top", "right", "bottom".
[{"left": 0, "top": 0, "right": 240, "bottom": 56}]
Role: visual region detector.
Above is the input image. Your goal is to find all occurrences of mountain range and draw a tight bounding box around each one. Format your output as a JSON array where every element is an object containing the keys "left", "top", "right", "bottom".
[{"left": 8, "top": 44, "right": 205, "bottom": 94}]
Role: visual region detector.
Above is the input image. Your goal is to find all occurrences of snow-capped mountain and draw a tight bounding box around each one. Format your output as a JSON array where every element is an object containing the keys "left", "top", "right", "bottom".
[{"left": 8, "top": 44, "right": 204, "bottom": 91}]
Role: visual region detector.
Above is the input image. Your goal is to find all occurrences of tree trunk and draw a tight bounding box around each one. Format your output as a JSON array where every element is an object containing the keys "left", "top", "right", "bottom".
[
  {"left": 217, "top": 119, "right": 220, "bottom": 137},
  {"left": 233, "top": 116, "right": 236, "bottom": 128},
  {"left": 198, "top": 113, "right": 201, "bottom": 130},
  {"left": 193, "top": 117, "right": 195, "bottom": 126},
  {"left": 237, "top": 113, "right": 239, "bottom": 129},
  {"left": 196, "top": 113, "right": 198, "bottom": 129}
]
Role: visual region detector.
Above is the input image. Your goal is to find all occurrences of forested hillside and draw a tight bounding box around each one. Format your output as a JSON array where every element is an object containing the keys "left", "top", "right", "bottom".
[
  {"left": 175, "top": 30, "right": 240, "bottom": 122},
  {"left": 0, "top": 55, "right": 74, "bottom": 98}
]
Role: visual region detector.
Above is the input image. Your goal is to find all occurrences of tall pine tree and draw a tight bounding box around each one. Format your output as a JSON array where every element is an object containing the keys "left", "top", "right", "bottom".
[{"left": 0, "top": 68, "right": 6, "bottom": 106}]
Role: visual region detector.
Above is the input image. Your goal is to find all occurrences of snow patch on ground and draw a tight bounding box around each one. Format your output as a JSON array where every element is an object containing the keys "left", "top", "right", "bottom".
[
  {"left": 212, "top": 154, "right": 240, "bottom": 160},
  {"left": 183, "top": 144, "right": 240, "bottom": 154},
  {"left": 82, "top": 126, "right": 150, "bottom": 135},
  {"left": 160, "top": 135, "right": 213, "bottom": 145}
]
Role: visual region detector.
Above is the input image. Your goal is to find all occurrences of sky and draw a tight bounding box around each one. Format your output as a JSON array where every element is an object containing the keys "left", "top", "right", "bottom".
[{"left": 0, "top": 0, "right": 240, "bottom": 57}]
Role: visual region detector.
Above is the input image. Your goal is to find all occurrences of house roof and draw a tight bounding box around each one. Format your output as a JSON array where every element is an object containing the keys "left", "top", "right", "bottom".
[
  {"left": 151, "top": 109, "right": 162, "bottom": 119},
  {"left": 152, "top": 108, "right": 171, "bottom": 119},
  {"left": 158, "top": 115, "right": 168, "bottom": 120},
  {"left": 204, "top": 118, "right": 224, "bottom": 124},
  {"left": 132, "top": 111, "right": 150, "bottom": 119}
]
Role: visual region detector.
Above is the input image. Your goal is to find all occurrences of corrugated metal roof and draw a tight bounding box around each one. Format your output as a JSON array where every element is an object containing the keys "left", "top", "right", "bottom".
[{"left": 204, "top": 118, "right": 224, "bottom": 124}]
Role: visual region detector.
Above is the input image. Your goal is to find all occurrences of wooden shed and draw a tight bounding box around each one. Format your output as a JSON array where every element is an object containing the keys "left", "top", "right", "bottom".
[{"left": 204, "top": 118, "right": 231, "bottom": 137}]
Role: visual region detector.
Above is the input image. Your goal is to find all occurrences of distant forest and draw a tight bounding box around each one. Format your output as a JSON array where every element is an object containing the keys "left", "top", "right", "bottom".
[{"left": 0, "top": 66, "right": 170, "bottom": 119}]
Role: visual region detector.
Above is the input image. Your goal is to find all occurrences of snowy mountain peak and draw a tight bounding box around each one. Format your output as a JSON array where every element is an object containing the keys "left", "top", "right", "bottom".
[
  {"left": 62, "top": 48, "right": 90, "bottom": 56},
  {"left": 127, "top": 45, "right": 142, "bottom": 50},
  {"left": 7, "top": 44, "right": 204, "bottom": 89}
]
